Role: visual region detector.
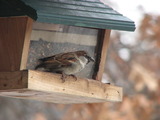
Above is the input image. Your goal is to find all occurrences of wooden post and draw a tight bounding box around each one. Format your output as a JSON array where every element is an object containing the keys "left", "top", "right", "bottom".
[
  {"left": 94, "top": 29, "right": 111, "bottom": 81},
  {"left": 0, "top": 16, "right": 33, "bottom": 72}
]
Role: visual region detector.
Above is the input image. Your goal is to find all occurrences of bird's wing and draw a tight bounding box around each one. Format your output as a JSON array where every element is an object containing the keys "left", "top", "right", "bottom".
[
  {"left": 38, "top": 54, "right": 60, "bottom": 62},
  {"left": 39, "top": 52, "right": 78, "bottom": 69},
  {"left": 39, "top": 52, "right": 76, "bottom": 62}
]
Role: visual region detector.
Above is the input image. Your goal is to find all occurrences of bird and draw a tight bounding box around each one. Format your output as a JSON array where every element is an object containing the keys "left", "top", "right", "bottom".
[{"left": 35, "top": 50, "right": 94, "bottom": 82}]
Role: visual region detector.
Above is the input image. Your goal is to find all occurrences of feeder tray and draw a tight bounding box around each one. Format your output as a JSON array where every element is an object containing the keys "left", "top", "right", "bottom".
[{"left": 0, "top": 70, "right": 122, "bottom": 104}]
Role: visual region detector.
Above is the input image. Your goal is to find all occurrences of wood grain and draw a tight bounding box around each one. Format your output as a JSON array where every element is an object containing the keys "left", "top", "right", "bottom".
[
  {"left": 0, "top": 70, "right": 122, "bottom": 103},
  {"left": 0, "top": 71, "right": 28, "bottom": 90},
  {"left": 20, "top": 17, "right": 33, "bottom": 70},
  {"left": 0, "top": 16, "right": 33, "bottom": 71},
  {"left": 94, "top": 29, "right": 111, "bottom": 81}
]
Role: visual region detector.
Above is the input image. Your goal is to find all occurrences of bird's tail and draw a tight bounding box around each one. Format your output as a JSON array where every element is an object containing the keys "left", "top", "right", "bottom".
[{"left": 35, "top": 63, "right": 43, "bottom": 70}]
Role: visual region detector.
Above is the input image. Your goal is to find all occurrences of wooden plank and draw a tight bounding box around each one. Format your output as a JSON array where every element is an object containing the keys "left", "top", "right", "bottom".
[
  {"left": 0, "top": 70, "right": 122, "bottom": 103},
  {"left": 31, "top": 29, "right": 97, "bottom": 46},
  {"left": 0, "top": 16, "right": 33, "bottom": 71},
  {"left": 0, "top": 71, "right": 28, "bottom": 90},
  {"left": 20, "top": 17, "right": 33, "bottom": 70},
  {"left": 32, "top": 22, "right": 63, "bottom": 31},
  {"left": 0, "top": 89, "right": 109, "bottom": 104},
  {"left": 93, "top": 29, "right": 111, "bottom": 81}
]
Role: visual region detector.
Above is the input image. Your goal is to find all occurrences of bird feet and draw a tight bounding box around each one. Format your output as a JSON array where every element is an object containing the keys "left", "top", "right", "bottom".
[
  {"left": 61, "top": 73, "right": 67, "bottom": 83},
  {"left": 61, "top": 73, "right": 77, "bottom": 83},
  {"left": 69, "top": 74, "right": 77, "bottom": 81}
]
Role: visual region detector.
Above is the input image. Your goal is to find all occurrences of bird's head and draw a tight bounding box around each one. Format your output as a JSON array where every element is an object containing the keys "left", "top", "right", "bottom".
[{"left": 75, "top": 51, "right": 95, "bottom": 64}]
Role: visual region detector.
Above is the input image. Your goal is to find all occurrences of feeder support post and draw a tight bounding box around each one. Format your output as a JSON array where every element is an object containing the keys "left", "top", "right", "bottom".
[{"left": 0, "top": 16, "right": 33, "bottom": 72}]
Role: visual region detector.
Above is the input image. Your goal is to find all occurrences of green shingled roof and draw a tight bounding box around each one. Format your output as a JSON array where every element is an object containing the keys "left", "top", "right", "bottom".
[{"left": 22, "top": 0, "right": 135, "bottom": 31}]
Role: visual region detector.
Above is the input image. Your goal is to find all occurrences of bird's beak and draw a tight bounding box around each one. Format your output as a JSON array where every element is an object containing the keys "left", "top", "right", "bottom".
[
  {"left": 90, "top": 57, "right": 95, "bottom": 62},
  {"left": 86, "top": 56, "right": 95, "bottom": 63}
]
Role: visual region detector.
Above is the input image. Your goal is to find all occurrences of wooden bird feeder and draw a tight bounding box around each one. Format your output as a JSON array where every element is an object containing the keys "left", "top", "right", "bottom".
[{"left": 0, "top": 0, "right": 135, "bottom": 104}]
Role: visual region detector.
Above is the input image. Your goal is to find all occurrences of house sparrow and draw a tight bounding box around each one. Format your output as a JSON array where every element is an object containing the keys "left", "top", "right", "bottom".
[{"left": 35, "top": 50, "right": 94, "bottom": 82}]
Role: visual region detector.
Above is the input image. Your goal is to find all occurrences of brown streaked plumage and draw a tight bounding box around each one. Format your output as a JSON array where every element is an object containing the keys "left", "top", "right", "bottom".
[{"left": 35, "top": 50, "right": 94, "bottom": 82}]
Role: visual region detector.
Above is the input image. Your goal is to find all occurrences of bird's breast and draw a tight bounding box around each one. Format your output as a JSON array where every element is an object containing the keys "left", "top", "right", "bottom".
[{"left": 62, "top": 60, "right": 86, "bottom": 75}]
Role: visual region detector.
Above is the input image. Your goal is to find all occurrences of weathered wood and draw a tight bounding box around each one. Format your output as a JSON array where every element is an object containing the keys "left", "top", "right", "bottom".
[
  {"left": 94, "top": 29, "right": 111, "bottom": 81},
  {"left": 0, "top": 71, "right": 28, "bottom": 90},
  {"left": 20, "top": 17, "right": 33, "bottom": 70},
  {"left": 0, "top": 70, "right": 122, "bottom": 103},
  {"left": 0, "top": 16, "right": 33, "bottom": 71}
]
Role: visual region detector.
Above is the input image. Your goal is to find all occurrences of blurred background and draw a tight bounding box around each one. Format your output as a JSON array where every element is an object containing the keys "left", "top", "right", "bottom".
[{"left": 0, "top": 0, "right": 160, "bottom": 120}]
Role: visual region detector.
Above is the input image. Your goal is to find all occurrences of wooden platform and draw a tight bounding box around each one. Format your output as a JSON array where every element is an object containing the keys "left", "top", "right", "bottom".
[{"left": 0, "top": 70, "right": 122, "bottom": 104}]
